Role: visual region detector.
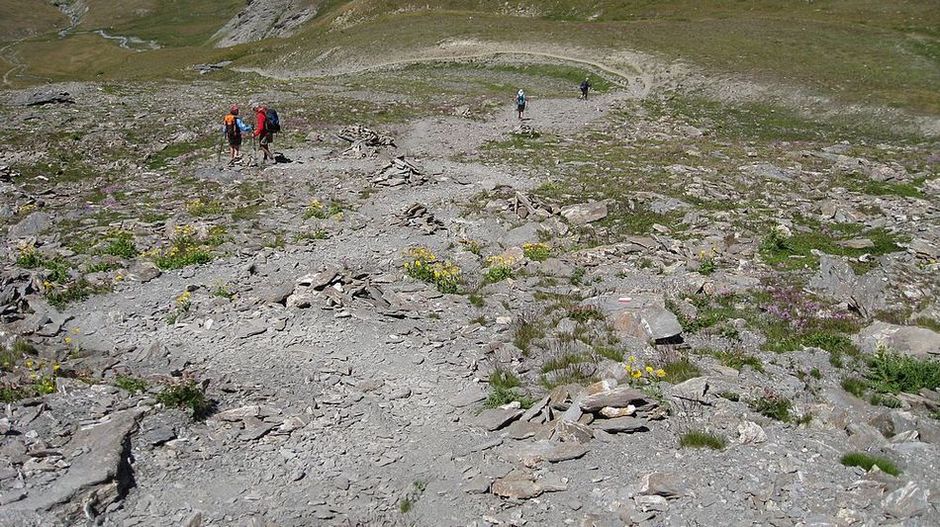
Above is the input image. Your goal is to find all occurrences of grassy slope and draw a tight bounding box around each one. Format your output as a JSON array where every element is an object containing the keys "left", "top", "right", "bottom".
[
  {"left": 6, "top": 0, "right": 247, "bottom": 83},
  {"left": 0, "top": 0, "right": 67, "bottom": 42},
  {"left": 3, "top": 1, "right": 939, "bottom": 116},
  {"left": 257, "top": 0, "right": 939, "bottom": 114},
  {"left": 79, "top": 0, "right": 244, "bottom": 47}
]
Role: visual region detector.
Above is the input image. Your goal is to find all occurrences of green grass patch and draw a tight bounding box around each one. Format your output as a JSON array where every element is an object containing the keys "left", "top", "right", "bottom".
[
  {"left": 114, "top": 375, "right": 148, "bottom": 394},
  {"left": 841, "top": 377, "right": 867, "bottom": 398},
  {"left": 855, "top": 179, "right": 925, "bottom": 199},
  {"left": 662, "top": 357, "right": 701, "bottom": 384},
  {"left": 522, "top": 242, "right": 551, "bottom": 262},
  {"left": 47, "top": 279, "right": 102, "bottom": 308},
  {"left": 484, "top": 369, "right": 535, "bottom": 409},
  {"left": 567, "top": 305, "right": 604, "bottom": 324},
  {"left": 103, "top": 233, "right": 139, "bottom": 258},
  {"left": 303, "top": 199, "right": 344, "bottom": 220},
  {"left": 748, "top": 392, "right": 792, "bottom": 422},
  {"left": 713, "top": 350, "right": 765, "bottom": 374},
  {"left": 760, "top": 225, "right": 906, "bottom": 271},
  {"left": 594, "top": 345, "right": 624, "bottom": 363},
  {"left": 840, "top": 452, "right": 901, "bottom": 476},
  {"left": 147, "top": 135, "right": 218, "bottom": 169},
  {"left": 512, "top": 316, "right": 544, "bottom": 353},
  {"left": 679, "top": 430, "right": 726, "bottom": 450}
]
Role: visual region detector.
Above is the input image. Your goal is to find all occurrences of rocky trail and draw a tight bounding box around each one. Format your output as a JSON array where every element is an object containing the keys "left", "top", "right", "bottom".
[{"left": 0, "top": 63, "right": 939, "bottom": 527}]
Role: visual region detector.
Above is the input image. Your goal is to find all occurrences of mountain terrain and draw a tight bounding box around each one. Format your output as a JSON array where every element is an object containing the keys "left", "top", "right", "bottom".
[{"left": 0, "top": 1, "right": 939, "bottom": 526}]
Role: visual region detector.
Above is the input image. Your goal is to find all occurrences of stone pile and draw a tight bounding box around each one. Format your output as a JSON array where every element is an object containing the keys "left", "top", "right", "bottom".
[
  {"left": 337, "top": 125, "right": 395, "bottom": 158},
  {"left": 473, "top": 379, "right": 665, "bottom": 500},
  {"left": 371, "top": 156, "right": 425, "bottom": 187},
  {"left": 0, "top": 273, "right": 33, "bottom": 323},
  {"left": 397, "top": 203, "right": 444, "bottom": 234},
  {"left": 510, "top": 124, "right": 540, "bottom": 138},
  {"left": 286, "top": 265, "right": 403, "bottom": 315}
]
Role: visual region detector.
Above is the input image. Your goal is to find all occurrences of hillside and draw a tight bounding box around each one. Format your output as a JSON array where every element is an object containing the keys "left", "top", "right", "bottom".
[{"left": 0, "top": 1, "right": 939, "bottom": 526}]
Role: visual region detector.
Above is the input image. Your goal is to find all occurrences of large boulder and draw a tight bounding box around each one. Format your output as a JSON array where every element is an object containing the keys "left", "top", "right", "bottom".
[
  {"left": 586, "top": 293, "right": 682, "bottom": 341},
  {"left": 856, "top": 322, "right": 939, "bottom": 358},
  {"left": 7, "top": 211, "right": 51, "bottom": 238},
  {"left": 808, "top": 255, "right": 888, "bottom": 317},
  {"left": 560, "top": 201, "right": 607, "bottom": 225}
]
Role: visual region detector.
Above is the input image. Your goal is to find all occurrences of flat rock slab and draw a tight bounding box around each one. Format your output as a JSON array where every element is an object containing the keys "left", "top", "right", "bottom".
[
  {"left": 236, "top": 323, "right": 267, "bottom": 339},
  {"left": 594, "top": 416, "right": 649, "bottom": 434},
  {"left": 580, "top": 386, "right": 649, "bottom": 413},
  {"left": 560, "top": 201, "right": 607, "bottom": 225},
  {"left": 451, "top": 385, "right": 488, "bottom": 407},
  {"left": 8, "top": 211, "right": 51, "bottom": 238},
  {"left": 669, "top": 377, "right": 710, "bottom": 404},
  {"left": 24, "top": 91, "right": 74, "bottom": 106},
  {"left": 7, "top": 409, "right": 141, "bottom": 513},
  {"left": 477, "top": 407, "right": 524, "bottom": 431},
  {"left": 507, "top": 440, "right": 589, "bottom": 467},
  {"left": 809, "top": 256, "right": 887, "bottom": 317},
  {"left": 491, "top": 478, "right": 542, "bottom": 500}
]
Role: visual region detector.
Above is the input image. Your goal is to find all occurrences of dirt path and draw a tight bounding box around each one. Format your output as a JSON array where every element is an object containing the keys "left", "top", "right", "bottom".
[
  {"left": 240, "top": 45, "right": 656, "bottom": 98},
  {"left": 32, "top": 91, "right": 619, "bottom": 525},
  {"left": 0, "top": 41, "right": 26, "bottom": 87}
]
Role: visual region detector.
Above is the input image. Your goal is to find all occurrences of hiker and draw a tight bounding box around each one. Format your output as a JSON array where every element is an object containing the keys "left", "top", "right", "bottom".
[
  {"left": 222, "top": 105, "right": 251, "bottom": 164},
  {"left": 252, "top": 104, "right": 279, "bottom": 163},
  {"left": 579, "top": 77, "right": 591, "bottom": 100},
  {"left": 516, "top": 89, "right": 527, "bottom": 119}
]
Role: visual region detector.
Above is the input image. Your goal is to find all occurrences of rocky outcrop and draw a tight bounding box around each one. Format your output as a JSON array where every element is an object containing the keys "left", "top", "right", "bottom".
[{"left": 212, "top": 0, "right": 317, "bottom": 48}]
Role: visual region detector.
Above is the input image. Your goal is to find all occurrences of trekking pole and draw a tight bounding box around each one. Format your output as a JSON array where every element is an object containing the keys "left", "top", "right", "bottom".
[{"left": 217, "top": 131, "right": 224, "bottom": 164}]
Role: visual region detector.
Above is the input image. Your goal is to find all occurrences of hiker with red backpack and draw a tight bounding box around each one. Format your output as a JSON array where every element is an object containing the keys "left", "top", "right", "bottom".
[
  {"left": 252, "top": 104, "right": 280, "bottom": 164},
  {"left": 222, "top": 105, "right": 252, "bottom": 165}
]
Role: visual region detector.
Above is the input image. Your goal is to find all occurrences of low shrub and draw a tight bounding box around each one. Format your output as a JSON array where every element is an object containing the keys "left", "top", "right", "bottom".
[
  {"left": 403, "top": 247, "right": 462, "bottom": 294},
  {"left": 865, "top": 346, "right": 940, "bottom": 395},
  {"left": 522, "top": 242, "right": 551, "bottom": 262},
  {"left": 157, "top": 380, "right": 212, "bottom": 419}
]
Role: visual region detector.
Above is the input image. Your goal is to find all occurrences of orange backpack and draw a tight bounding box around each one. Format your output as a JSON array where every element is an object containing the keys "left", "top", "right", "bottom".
[{"left": 224, "top": 114, "right": 240, "bottom": 139}]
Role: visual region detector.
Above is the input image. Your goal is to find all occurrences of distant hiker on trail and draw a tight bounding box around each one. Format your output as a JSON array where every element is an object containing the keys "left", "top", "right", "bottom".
[
  {"left": 253, "top": 104, "right": 280, "bottom": 163},
  {"left": 579, "top": 77, "right": 591, "bottom": 100},
  {"left": 516, "top": 89, "right": 527, "bottom": 119},
  {"left": 222, "top": 105, "right": 251, "bottom": 165}
]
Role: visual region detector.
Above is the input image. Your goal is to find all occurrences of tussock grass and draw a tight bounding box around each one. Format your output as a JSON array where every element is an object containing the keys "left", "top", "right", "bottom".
[
  {"left": 680, "top": 430, "right": 726, "bottom": 450},
  {"left": 662, "top": 358, "right": 701, "bottom": 384},
  {"left": 484, "top": 369, "right": 535, "bottom": 409},
  {"left": 748, "top": 393, "right": 792, "bottom": 422},
  {"left": 840, "top": 452, "right": 901, "bottom": 476}
]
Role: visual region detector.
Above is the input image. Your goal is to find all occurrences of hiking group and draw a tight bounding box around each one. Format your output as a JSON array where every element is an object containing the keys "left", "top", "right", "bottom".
[
  {"left": 222, "top": 104, "right": 281, "bottom": 165},
  {"left": 222, "top": 78, "right": 592, "bottom": 166},
  {"left": 513, "top": 77, "right": 592, "bottom": 120}
]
